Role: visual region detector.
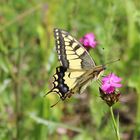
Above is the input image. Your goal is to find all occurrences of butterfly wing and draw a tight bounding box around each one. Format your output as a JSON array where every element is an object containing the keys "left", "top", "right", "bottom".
[
  {"left": 54, "top": 28, "right": 96, "bottom": 69},
  {"left": 47, "top": 66, "right": 86, "bottom": 100}
]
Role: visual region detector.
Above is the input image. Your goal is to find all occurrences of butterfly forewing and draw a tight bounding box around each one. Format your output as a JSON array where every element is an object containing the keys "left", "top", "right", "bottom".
[{"left": 54, "top": 28, "right": 96, "bottom": 69}]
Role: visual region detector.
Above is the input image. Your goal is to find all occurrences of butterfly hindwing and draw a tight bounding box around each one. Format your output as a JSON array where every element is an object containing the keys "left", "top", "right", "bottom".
[
  {"left": 54, "top": 28, "right": 96, "bottom": 69},
  {"left": 50, "top": 66, "right": 86, "bottom": 100}
]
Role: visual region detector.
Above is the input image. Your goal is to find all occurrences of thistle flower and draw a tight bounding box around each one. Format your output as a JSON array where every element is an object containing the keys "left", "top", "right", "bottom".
[
  {"left": 101, "top": 73, "right": 122, "bottom": 94},
  {"left": 80, "top": 33, "right": 97, "bottom": 48}
]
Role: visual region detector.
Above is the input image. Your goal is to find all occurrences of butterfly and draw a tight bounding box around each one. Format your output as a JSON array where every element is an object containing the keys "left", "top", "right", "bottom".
[{"left": 46, "top": 28, "right": 106, "bottom": 107}]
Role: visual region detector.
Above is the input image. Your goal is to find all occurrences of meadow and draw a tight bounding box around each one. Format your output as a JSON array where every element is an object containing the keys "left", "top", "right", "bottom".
[{"left": 0, "top": 0, "right": 140, "bottom": 140}]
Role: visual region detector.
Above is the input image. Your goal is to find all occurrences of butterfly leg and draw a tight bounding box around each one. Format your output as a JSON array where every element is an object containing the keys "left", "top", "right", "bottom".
[{"left": 61, "top": 90, "right": 74, "bottom": 100}]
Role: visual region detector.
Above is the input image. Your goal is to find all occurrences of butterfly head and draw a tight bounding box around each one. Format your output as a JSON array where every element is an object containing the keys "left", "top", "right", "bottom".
[
  {"left": 93, "top": 65, "right": 106, "bottom": 80},
  {"left": 94, "top": 59, "right": 120, "bottom": 79}
]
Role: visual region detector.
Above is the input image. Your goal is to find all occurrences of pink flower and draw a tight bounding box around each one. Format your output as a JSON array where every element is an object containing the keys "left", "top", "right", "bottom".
[
  {"left": 80, "top": 33, "right": 97, "bottom": 48},
  {"left": 101, "top": 73, "right": 122, "bottom": 94}
]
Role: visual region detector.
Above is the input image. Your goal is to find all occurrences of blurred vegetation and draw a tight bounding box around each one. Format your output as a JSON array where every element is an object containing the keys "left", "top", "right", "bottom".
[{"left": 0, "top": 0, "right": 140, "bottom": 140}]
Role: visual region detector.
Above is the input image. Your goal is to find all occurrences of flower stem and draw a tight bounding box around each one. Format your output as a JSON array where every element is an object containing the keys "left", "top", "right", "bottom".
[{"left": 110, "top": 107, "right": 120, "bottom": 140}]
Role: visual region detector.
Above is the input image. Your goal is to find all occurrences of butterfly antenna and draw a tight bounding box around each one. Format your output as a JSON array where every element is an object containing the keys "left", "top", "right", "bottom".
[
  {"left": 103, "top": 58, "right": 120, "bottom": 66},
  {"left": 50, "top": 98, "right": 61, "bottom": 108}
]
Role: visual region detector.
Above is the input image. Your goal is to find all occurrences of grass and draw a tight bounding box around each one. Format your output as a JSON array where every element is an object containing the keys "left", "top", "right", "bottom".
[{"left": 0, "top": 0, "right": 140, "bottom": 140}]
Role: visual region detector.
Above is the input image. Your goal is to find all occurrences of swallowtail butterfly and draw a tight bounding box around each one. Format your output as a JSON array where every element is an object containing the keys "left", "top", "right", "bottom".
[{"left": 46, "top": 28, "right": 106, "bottom": 106}]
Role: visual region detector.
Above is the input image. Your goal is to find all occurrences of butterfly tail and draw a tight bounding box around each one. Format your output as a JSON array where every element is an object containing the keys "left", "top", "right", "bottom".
[
  {"left": 44, "top": 89, "right": 54, "bottom": 97},
  {"left": 50, "top": 98, "right": 61, "bottom": 108},
  {"left": 44, "top": 89, "right": 62, "bottom": 108}
]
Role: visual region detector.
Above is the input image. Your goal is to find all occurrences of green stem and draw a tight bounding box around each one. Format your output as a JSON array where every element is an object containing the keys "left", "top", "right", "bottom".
[
  {"left": 110, "top": 107, "right": 120, "bottom": 140},
  {"left": 133, "top": 93, "right": 140, "bottom": 140},
  {"left": 14, "top": 41, "right": 22, "bottom": 140}
]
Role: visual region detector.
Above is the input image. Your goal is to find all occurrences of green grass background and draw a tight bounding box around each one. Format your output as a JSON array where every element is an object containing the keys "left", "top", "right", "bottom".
[{"left": 0, "top": 0, "right": 140, "bottom": 140}]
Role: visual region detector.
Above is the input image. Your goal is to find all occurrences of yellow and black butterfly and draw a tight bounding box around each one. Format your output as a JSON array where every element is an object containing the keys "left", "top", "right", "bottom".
[{"left": 46, "top": 28, "right": 106, "bottom": 106}]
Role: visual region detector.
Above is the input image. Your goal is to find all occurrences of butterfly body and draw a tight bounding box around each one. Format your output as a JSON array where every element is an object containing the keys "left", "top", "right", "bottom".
[{"left": 47, "top": 28, "right": 105, "bottom": 102}]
